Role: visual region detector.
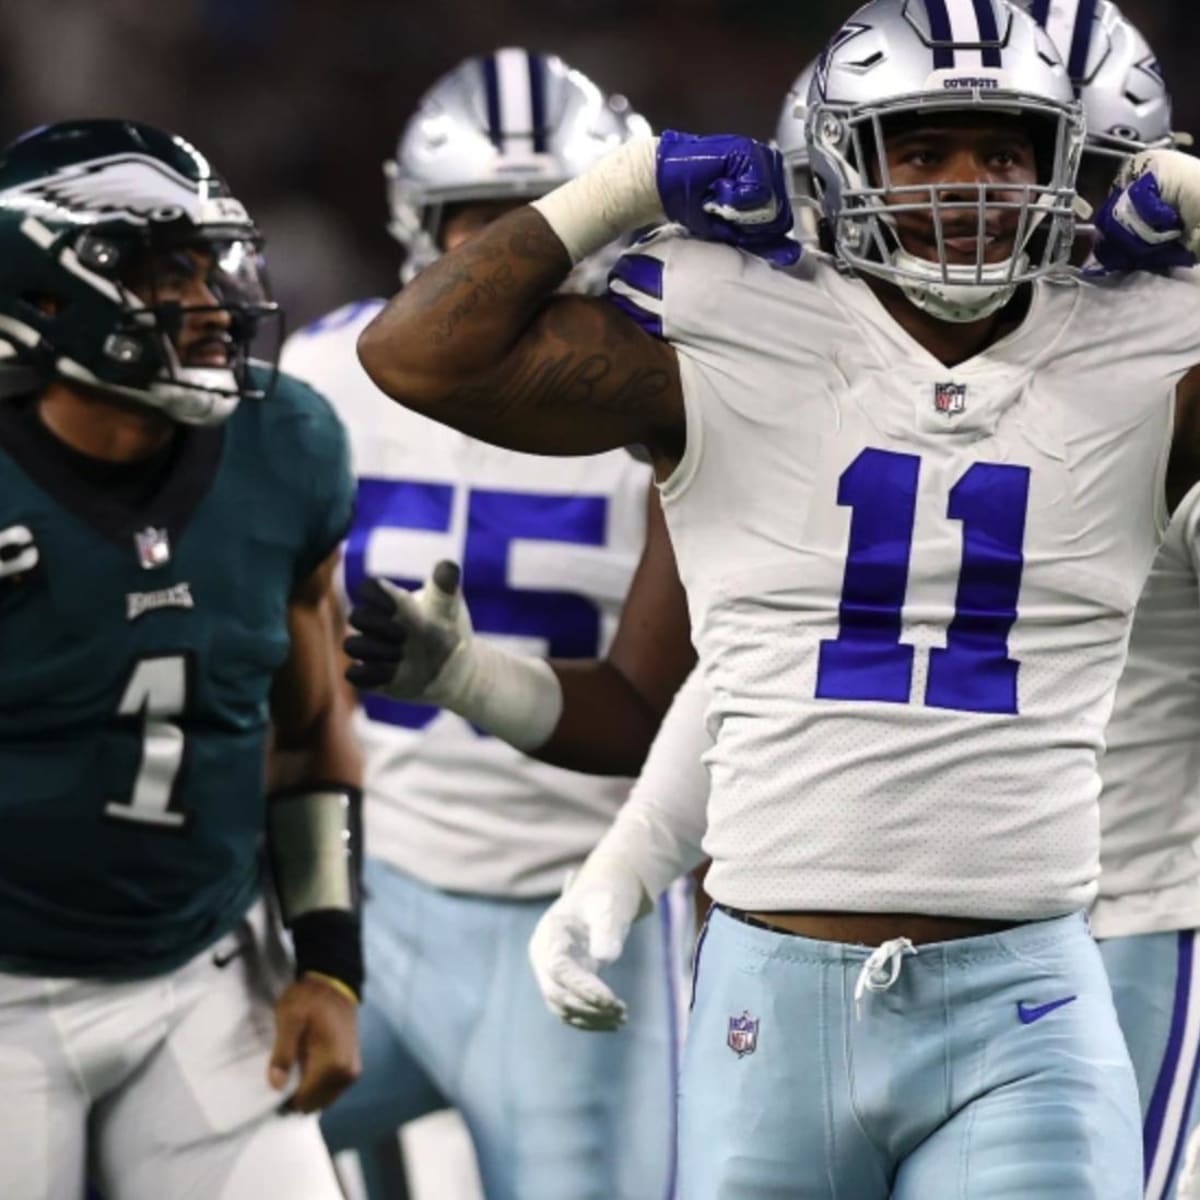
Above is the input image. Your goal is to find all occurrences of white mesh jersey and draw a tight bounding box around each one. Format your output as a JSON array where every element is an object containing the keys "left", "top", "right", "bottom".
[
  {"left": 281, "top": 302, "right": 649, "bottom": 897},
  {"left": 612, "top": 230, "right": 1200, "bottom": 920},
  {"left": 1092, "top": 483, "right": 1200, "bottom": 939}
]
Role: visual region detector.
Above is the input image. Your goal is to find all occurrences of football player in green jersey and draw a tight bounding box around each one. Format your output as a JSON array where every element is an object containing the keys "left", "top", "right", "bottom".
[{"left": 0, "top": 120, "right": 362, "bottom": 1199}]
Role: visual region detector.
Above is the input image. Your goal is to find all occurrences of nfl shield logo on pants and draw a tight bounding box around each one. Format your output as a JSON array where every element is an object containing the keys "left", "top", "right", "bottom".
[{"left": 727, "top": 1011, "right": 759, "bottom": 1058}]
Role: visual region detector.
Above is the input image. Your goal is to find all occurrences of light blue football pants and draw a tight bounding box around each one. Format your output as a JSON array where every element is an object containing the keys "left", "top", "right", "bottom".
[
  {"left": 320, "top": 859, "right": 686, "bottom": 1200},
  {"left": 1100, "top": 930, "right": 1200, "bottom": 1200},
  {"left": 679, "top": 907, "right": 1142, "bottom": 1199}
]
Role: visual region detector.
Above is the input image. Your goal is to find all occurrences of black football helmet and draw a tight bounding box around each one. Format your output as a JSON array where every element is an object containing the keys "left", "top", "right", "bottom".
[{"left": 0, "top": 119, "right": 280, "bottom": 424}]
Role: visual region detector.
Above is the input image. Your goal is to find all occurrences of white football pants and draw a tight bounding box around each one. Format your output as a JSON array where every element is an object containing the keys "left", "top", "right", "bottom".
[{"left": 0, "top": 905, "right": 342, "bottom": 1200}]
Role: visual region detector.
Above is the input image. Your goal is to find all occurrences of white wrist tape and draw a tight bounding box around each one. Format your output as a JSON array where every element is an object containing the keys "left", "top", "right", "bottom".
[
  {"left": 428, "top": 639, "right": 564, "bottom": 752},
  {"left": 531, "top": 136, "right": 665, "bottom": 264}
]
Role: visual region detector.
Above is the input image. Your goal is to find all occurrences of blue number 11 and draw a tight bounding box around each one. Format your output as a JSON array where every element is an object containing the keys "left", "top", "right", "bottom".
[{"left": 816, "top": 448, "right": 1031, "bottom": 715}]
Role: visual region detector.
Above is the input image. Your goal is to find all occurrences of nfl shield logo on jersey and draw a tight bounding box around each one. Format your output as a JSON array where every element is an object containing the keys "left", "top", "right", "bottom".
[
  {"left": 727, "top": 1011, "right": 759, "bottom": 1058},
  {"left": 933, "top": 382, "right": 967, "bottom": 417},
  {"left": 134, "top": 526, "right": 171, "bottom": 570}
]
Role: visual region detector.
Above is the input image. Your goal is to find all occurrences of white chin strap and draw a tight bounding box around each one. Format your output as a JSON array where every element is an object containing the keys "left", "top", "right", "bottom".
[
  {"left": 147, "top": 369, "right": 241, "bottom": 426},
  {"left": 890, "top": 249, "right": 1026, "bottom": 324},
  {"left": 55, "top": 358, "right": 241, "bottom": 427}
]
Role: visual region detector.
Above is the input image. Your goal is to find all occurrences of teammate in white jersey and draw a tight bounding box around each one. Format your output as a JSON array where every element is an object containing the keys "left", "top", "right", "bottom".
[
  {"left": 1015, "top": 6, "right": 1200, "bottom": 1198},
  {"left": 346, "top": 0, "right": 1200, "bottom": 1190},
  {"left": 280, "top": 48, "right": 692, "bottom": 1200},
  {"left": 1099, "top": 484, "right": 1200, "bottom": 1200}
]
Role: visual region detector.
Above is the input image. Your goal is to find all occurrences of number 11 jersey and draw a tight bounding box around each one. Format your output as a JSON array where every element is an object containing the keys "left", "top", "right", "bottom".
[{"left": 614, "top": 230, "right": 1200, "bottom": 921}]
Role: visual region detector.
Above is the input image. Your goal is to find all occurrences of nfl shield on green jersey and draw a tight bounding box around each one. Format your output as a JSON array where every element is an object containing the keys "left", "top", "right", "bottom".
[{"left": 0, "top": 365, "right": 353, "bottom": 978}]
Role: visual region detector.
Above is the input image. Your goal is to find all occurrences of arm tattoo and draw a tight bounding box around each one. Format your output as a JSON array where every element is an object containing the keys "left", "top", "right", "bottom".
[
  {"left": 429, "top": 263, "right": 516, "bottom": 346},
  {"left": 444, "top": 348, "right": 671, "bottom": 422},
  {"left": 362, "top": 206, "right": 681, "bottom": 455}
]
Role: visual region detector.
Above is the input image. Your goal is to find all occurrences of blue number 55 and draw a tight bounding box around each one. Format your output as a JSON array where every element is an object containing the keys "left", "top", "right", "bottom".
[{"left": 344, "top": 479, "right": 609, "bottom": 730}]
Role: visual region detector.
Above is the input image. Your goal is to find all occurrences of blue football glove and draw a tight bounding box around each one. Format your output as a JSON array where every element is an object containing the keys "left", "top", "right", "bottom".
[
  {"left": 1093, "top": 150, "right": 1200, "bottom": 273},
  {"left": 656, "top": 130, "right": 800, "bottom": 268}
]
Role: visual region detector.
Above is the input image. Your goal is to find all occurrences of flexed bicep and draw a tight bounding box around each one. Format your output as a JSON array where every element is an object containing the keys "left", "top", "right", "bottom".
[
  {"left": 358, "top": 206, "right": 684, "bottom": 464},
  {"left": 358, "top": 131, "right": 799, "bottom": 468}
]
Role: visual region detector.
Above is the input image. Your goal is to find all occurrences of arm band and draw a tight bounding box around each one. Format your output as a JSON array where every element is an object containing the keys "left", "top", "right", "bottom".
[{"left": 266, "top": 784, "right": 364, "bottom": 999}]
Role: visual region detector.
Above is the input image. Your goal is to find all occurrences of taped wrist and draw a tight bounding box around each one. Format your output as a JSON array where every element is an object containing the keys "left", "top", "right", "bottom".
[
  {"left": 531, "top": 136, "right": 665, "bottom": 264},
  {"left": 267, "top": 784, "right": 364, "bottom": 999},
  {"left": 427, "top": 639, "right": 564, "bottom": 752}
]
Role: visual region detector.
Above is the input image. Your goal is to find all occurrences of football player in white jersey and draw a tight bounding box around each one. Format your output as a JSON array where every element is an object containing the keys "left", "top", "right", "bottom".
[
  {"left": 541, "top": 13, "right": 1200, "bottom": 1199},
  {"left": 1008, "top": 7, "right": 1200, "bottom": 1196},
  {"left": 346, "top": 0, "right": 1200, "bottom": 1191},
  {"left": 1020, "top": 0, "right": 1180, "bottom": 217},
  {"left": 279, "top": 48, "right": 692, "bottom": 1200},
  {"left": 1099, "top": 481, "right": 1200, "bottom": 1200}
]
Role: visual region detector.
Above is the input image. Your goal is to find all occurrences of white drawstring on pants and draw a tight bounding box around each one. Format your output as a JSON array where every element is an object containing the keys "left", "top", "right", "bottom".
[{"left": 853, "top": 937, "right": 918, "bottom": 1020}]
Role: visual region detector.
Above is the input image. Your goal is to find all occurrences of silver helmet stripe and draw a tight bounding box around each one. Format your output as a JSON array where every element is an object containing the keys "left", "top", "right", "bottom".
[
  {"left": 1036, "top": 1, "right": 1079, "bottom": 73},
  {"left": 923, "top": 0, "right": 1003, "bottom": 68},
  {"left": 934, "top": 0, "right": 1005, "bottom": 68},
  {"left": 1030, "top": 0, "right": 1099, "bottom": 83},
  {"left": 923, "top": 0, "right": 959, "bottom": 68},
  {"left": 483, "top": 48, "right": 546, "bottom": 153}
]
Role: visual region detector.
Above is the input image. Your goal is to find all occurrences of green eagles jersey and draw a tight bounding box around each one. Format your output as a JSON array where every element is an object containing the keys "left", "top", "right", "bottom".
[{"left": 0, "top": 366, "right": 354, "bottom": 978}]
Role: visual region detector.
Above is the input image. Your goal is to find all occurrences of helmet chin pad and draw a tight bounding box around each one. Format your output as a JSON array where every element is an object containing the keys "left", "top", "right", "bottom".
[
  {"left": 890, "top": 249, "right": 1024, "bottom": 323},
  {"left": 54, "top": 356, "right": 245, "bottom": 427},
  {"left": 145, "top": 365, "right": 243, "bottom": 426}
]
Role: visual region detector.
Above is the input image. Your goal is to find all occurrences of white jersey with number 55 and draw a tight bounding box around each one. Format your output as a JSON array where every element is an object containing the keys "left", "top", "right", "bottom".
[
  {"left": 608, "top": 229, "right": 1200, "bottom": 921},
  {"left": 281, "top": 303, "right": 650, "bottom": 897}
]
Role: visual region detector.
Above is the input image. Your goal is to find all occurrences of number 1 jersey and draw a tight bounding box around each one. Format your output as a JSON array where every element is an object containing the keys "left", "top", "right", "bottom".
[
  {"left": 281, "top": 304, "right": 651, "bottom": 898},
  {"left": 0, "top": 367, "right": 354, "bottom": 977},
  {"left": 612, "top": 230, "right": 1200, "bottom": 921}
]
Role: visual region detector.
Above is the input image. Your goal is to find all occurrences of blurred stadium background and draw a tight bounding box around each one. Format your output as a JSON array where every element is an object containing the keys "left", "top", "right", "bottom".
[{"left": 3, "top": 0, "right": 1186, "bottom": 332}]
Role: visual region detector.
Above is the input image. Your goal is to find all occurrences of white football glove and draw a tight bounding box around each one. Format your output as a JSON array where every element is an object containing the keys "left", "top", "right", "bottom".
[
  {"left": 344, "top": 561, "right": 563, "bottom": 751},
  {"left": 528, "top": 853, "right": 651, "bottom": 1032},
  {"left": 528, "top": 665, "right": 711, "bottom": 1031}
]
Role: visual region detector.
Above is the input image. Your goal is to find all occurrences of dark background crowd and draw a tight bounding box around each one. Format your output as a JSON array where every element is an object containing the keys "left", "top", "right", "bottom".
[{"left": 4, "top": 0, "right": 1186, "bottom": 328}]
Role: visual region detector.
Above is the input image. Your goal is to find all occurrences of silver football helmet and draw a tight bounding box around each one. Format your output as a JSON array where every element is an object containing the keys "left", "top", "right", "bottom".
[
  {"left": 1019, "top": 0, "right": 1176, "bottom": 164},
  {"left": 774, "top": 60, "right": 820, "bottom": 241},
  {"left": 387, "top": 47, "right": 651, "bottom": 287},
  {"left": 807, "top": 0, "right": 1085, "bottom": 324}
]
